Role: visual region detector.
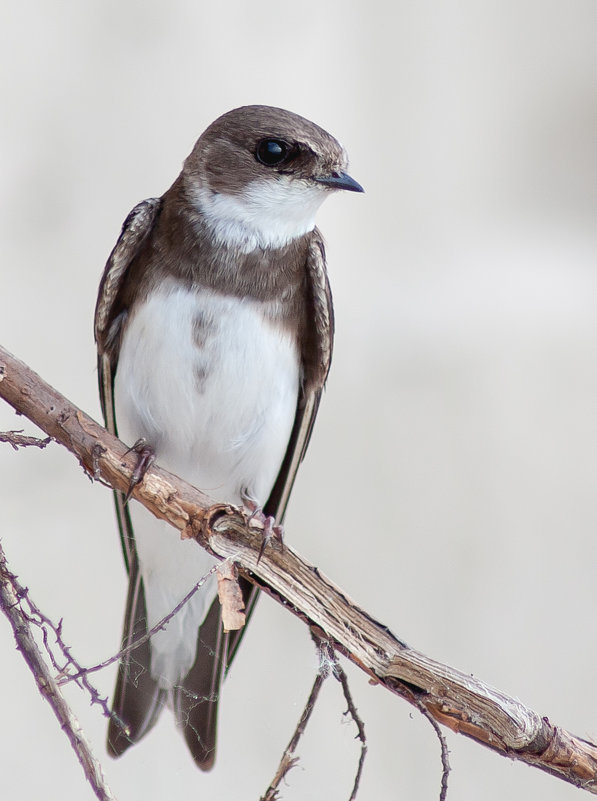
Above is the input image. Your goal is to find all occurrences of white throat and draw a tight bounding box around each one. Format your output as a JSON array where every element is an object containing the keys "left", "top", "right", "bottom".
[{"left": 194, "top": 176, "right": 328, "bottom": 252}]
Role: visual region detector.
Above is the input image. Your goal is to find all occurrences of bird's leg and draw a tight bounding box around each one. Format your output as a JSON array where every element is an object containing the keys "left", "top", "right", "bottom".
[
  {"left": 257, "top": 516, "right": 285, "bottom": 565},
  {"left": 124, "top": 438, "right": 156, "bottom": 502},
  {"left": 240, "top": 488, "right": 284, "bottom": 564},
  {"left": 240, "top": 487, "right": 261, "bottom": 521}
]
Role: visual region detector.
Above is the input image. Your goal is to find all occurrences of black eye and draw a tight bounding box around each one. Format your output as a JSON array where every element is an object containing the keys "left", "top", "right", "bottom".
[{"left": 256, "top": 139, "right": 292, "bottom": 167}]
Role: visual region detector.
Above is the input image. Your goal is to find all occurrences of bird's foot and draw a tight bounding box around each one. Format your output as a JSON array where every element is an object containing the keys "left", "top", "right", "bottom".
[
  {"left": 241, "top": 488, "right": 284, "bottom": 564},
  {"left": 240, "top": 488, "right": 260, "bottom": 519},
  {"left": 124, "top": 438, "right": 156, "bottom": 502},
  {"left": 256, "top": 515, "right": 284, "bottom": 564}
]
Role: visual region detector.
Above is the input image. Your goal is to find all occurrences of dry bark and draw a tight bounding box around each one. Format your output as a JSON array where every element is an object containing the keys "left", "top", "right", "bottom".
[{"left": 1, "top": 342, "right": 597, "bottom": 794}]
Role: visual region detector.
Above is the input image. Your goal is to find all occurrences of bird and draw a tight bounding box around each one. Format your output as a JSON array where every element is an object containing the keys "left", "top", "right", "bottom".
[{"left": 94, "top": 104, "right": 363, "bottom": 770}]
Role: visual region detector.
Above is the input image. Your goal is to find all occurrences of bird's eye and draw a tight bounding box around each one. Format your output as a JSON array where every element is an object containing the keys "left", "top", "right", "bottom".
[{"left": 256, "top": 139, "right": 293, "bottom": 167}]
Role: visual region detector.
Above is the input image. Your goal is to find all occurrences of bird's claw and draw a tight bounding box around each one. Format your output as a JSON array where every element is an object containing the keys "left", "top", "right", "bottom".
[
  {"left": 124, "top": 438, "right": 156, "bottom": 502},
  {"left": 257, "top": 516, "right": 284, "bottom": 564},
  {"left": 241, "top": 489, "right": 284, "bottom": 564}
]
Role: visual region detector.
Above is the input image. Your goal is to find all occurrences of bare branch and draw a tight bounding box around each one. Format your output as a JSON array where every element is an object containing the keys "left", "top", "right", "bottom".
[
  {"left": 261, "top": 669, "right": 327, "bottom": 801},
  {"left": 6, "top": 560, "right": 116, "bottom": 723},
  {"left": 413, "top": 695, "right": 451, "bottom": 801},
  {"left": 262, "top": 635, "right": 367, "bottom": 801},
  {"left": 59, "top": 562, "right": 222, "bottom": 686},
  {"left": 2, "top": 342, "right": 597, "bottom": 793},
  {"left": 0, "top": 542, "right": 117, "bottom": 801},
  {"left": 0, "top": 429, "right": 52, "bottom": 450},
  {"left": 326, "top": 646, "right": 368, "bottom": 801}
]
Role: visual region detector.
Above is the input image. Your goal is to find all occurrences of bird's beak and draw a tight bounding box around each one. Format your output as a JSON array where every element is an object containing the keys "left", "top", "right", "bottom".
[{"left": 314, "top": 171, "right": 364, "bottom": 193}]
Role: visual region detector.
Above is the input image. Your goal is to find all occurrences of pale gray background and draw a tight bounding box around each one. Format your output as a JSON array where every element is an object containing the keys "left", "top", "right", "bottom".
[{"left": 1, "top": 2, "right": 597, "bottom": 799}]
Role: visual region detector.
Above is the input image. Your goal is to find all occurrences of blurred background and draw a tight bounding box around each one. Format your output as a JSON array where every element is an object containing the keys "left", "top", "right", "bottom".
[{"left": 1, "top": 1, "right": 597, "bottom": 799}]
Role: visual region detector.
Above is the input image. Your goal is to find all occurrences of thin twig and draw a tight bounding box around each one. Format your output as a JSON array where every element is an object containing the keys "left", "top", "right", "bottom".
[
  {"left": 261, "top": 670, "right": 328, "bottom": 800},
  {"left": 9, "top": 572, "right": 115, "bottom": 721},
  {"left": 414, "top": 696, "right": 451, "bottom": 801},
  {"left": 0, "top": 541, "right": 117, "bottom": 801},
  {"left": 0, "top": 429, "right": 52, "bottom": 450},
  {"left": 327, "top": 648, "right": 368, "bottom": 801},
  {"left": 59, "top": 560, "right": 225, "bottom": 685},
  {"left": 6, "top": 547, "right": 230, "bottom": 739}
]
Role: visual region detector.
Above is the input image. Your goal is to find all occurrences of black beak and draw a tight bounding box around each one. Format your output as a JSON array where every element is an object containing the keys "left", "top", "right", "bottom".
[{"left": 314, "top": 171, "right": 364, "bottom": 193}]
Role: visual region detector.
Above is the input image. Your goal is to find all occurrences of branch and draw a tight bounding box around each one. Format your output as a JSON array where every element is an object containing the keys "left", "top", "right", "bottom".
[
  {"left": 261, "top": 635, "right": 368, "bottom": 801},
  {"left": 0, "top": 541, "right": 117, "bottom": 801},
  {"left": 0, "top": 429, "right": 52, "bottom": 449},
  {"left": 2, "top": 343, "right": 597, "bottom": 794},
  {"left": 261, "top": 663, "right": 327, "bottom": 801},
  {"left": 318, "top": 637, "right": 369, "bottom": 801}
]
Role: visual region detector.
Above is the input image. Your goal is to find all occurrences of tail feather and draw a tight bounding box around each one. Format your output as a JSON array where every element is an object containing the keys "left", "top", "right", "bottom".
[
  {"left": 108, "top": 553, "right": 229, "bottom": 769},
  {"left": 173, "top": 597, "right": 226, "bottom": 771},
  {"left": 107, "top": 556, "right": 166, "bottom": 757}
]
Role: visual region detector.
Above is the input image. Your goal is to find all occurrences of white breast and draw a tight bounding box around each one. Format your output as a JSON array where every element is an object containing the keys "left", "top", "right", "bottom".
[{"left": 114, "top": 280, "right": 300, "bottom": 686}]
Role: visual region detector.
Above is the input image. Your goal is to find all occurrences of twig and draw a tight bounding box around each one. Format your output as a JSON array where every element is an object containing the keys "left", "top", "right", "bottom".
[
  {"left": 2, "top": 343, "right": 597, "bottom": 793},
  {"left": 414, "top": 696, "right": 451, "bottom": 801},
  {"left": 59, "top": 561, "right": 223, "bottom": 685},
  {"left": 262, "top": 636, "right": 368, "bottom": 801},
  {"left": 5, "top": 543, "right": 226, "bottom": 741},
  {"left": 0, "top": 428, "right": 52, "bottom": 450},
  {"left": 0, "top": 541, "right": 117, "bottom": 801},
  {"left": 261, "top": 668, "right": 328, "bottom": 800},
  {"left": 326, "top": 647, "right": 368, "bottom": 801},
  {"left": 6, "top": 565, "right": 114, "bottom": 716}
]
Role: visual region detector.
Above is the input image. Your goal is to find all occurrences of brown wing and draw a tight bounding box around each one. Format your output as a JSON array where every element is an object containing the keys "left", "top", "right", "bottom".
[
  {"left": 263, "top": 230, "right": 334, "bottom": 519},
  {"left": 95, "top": 198, "right": 161, "bottom": 567},
  {"left": 225, "top": 228, "right": 334, "bottom": 666},
  {"left": 95, "top": 199, "right": 172, "bottom": 759},
  {"left": 95, "top": 199, "right": 161, "bottom": 352}
]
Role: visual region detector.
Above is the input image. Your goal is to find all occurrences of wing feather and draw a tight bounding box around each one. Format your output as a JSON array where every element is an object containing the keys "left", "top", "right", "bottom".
[
  {"left": 95, "top": 199, "right": 160, "bottom": 566},
  {"left": 95, "top": 200, "right": 168, "bottom": 755},
  {"left": 225, "top": 228, "right": 334, "bottom": 666}
]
